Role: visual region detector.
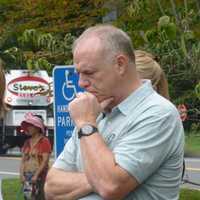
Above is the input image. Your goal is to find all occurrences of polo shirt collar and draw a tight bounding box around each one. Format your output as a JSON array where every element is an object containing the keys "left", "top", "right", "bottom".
[{"left": 117, "top": 79, "right": 154, "bottom": 116}]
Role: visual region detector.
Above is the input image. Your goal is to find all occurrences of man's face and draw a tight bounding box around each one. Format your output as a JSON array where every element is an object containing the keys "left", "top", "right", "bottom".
[{"left": 73, "top": 37, "right": 119, "bottom": 103}]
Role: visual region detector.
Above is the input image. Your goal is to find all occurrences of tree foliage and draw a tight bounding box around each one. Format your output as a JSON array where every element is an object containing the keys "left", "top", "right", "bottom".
[
  {"left": 0, "top": 0, "right": 200, "bottom": 129},
  {"left": 0, "top": 28, "right": 76, "bottom": 74},
  {"left": 0, "top": 0, "right": 107, "bottom": 35},
  {"left": 115, "top": 0, "right": 200, "bottom": 129}
]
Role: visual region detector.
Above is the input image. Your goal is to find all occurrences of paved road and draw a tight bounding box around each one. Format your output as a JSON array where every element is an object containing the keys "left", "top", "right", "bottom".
[
  {"left": 182, "top": 158, "right": 200, "bottom": 190},
  {"left": 0, "top": 156, "right": 200, "bottom": 189},
  {"left": 0, "top": 157, "right": 20, "bottom": 179}
]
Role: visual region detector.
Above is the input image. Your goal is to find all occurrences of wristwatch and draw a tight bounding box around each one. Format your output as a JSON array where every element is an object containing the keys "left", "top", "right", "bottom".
[{"left": 78, "top": 124, "right": 98, "bottom": 139}]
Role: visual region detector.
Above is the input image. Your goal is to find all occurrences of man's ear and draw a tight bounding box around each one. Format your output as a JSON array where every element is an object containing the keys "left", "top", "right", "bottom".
[{"left": 115, "top": 54, "right": 128, "bottom": 76}]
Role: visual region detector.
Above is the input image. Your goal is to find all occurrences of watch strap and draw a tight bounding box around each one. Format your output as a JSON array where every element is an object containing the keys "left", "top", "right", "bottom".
[{"left": 78, "top": 125, "right": 98, "bottom": 139}]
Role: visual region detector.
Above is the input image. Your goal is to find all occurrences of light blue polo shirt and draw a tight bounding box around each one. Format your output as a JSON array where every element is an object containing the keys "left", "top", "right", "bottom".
[{"left": 53, "top": 80, "right": 184, "bottom": 200}]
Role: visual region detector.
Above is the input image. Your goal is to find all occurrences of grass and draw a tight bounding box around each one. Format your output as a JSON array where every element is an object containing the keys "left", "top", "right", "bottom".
[
  {"left": 2, "top": 178, "right": 24, "bottom": 200},
  {"left": 184, "top": 133, "right": 200, "bottom": 157},
  {"left": 2, "top": 178, "right": 200, "bottom": 200},
  {"left": 180, "top": 188, "right": 200, "bottom": 200}
]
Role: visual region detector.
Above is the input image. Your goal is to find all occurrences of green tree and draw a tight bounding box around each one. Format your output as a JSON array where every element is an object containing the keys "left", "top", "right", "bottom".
[
  {"left": 0, "top": 0, "right": 107, "bottom": 36},
  {"left": 115, "top": 0, "right": 200, "bottom": 130},
  {"left": 0, "top": 28, "right": 76, "bottom": 74}
]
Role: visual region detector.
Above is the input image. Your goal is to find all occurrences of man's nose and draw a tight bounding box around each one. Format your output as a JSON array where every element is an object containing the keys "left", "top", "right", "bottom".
[{"left": 78, "top": 74, "right": 90, "bottom": 89}]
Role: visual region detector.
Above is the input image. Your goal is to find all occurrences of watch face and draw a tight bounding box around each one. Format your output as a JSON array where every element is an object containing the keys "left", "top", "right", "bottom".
[
  {"left": 82, "top": 125, "right": 94, "bottom": 135},
  {"left": 78, "top": 124, "right": 98, "bottom": 138}
]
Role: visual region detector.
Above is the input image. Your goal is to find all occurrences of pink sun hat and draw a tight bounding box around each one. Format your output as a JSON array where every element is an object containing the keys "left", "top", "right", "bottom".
[{"left": 21, "top": 112, "right": 46, "bottom": 134}]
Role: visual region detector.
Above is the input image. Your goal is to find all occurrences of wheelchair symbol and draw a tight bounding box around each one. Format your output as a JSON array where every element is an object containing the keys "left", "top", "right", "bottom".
[{"left": 62, "top": 70, "right": 77, "bottom": 101}]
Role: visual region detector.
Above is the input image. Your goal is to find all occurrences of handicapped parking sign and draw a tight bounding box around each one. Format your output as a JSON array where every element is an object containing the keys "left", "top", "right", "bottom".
[{"left": 53, "top": 65, "right": 83, "bottom": 157}]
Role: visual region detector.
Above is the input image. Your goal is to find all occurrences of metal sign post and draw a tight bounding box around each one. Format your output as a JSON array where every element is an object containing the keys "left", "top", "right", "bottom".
[{"left": 53, "top": 66, "right": 83, "bottom": 158}]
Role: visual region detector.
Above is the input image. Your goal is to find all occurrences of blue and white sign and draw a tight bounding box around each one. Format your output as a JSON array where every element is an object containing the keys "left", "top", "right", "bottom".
[{"left": 53, "top": 65, "right": 83, "bottom": 157}]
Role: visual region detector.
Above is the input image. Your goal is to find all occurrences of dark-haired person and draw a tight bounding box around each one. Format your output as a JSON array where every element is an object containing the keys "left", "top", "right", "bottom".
[
  {"left": 0, "top": 59, "right": 8, "bottom": 154},
  {"left": 0, "top": 59, "right": 6, "bottom": 117}
]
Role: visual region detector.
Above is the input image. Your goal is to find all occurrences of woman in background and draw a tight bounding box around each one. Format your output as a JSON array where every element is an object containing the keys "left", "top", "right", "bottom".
[
  {"left": 135, "top": 50, "right": 170, "bottom": 100},
  {"left": 20, "top": 112, "right": 51, "bottom": 200}
]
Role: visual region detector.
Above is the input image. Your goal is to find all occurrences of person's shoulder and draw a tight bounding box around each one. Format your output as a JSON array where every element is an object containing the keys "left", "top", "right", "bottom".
[
  {"left": 40, "top": 136, "right": 52, "bottom": 151},
  {"left": 42, "top": 136, "right": 50, "bottom": 141},
  {"left": 41, "top": 136, "right": 51, "bottom": 144},
  {"left": 157, "top": 94, "right": 177, "bottom": 112},
  {"left": 143, "top": 92, "right": 179, "bottom": 117}
]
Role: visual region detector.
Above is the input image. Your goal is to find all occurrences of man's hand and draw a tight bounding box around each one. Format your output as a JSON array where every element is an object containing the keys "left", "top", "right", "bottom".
[{"left": 68, "top": 92, "right": 113, "bottom": 128}]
